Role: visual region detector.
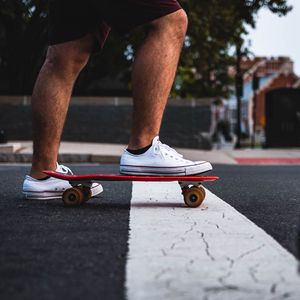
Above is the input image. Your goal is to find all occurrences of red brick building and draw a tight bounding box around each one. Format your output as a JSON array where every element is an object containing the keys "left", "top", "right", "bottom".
[{"left": 241, "top": 56, "right": 299, "bottom": 132}]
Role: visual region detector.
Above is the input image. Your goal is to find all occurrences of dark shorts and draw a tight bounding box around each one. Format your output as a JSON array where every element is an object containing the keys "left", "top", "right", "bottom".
[{"left": 48, "top": 0, "right": 182, "bottom": 49}]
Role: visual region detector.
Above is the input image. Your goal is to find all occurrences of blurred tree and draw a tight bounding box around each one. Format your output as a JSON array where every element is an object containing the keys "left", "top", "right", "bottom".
[
  {"left": 0, "top": 0, "right": 48, "bottom": 94},
  {"left": 0, "top": 0, "right": 292, "bottom": 96},
  {"left": 175, "top": 0, "right": 292, "bottom": 98}
]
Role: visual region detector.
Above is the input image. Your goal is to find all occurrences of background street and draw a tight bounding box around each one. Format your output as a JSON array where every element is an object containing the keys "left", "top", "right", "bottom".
[{"left": 0, "top": 164, "right": 299, "bottom": 300}]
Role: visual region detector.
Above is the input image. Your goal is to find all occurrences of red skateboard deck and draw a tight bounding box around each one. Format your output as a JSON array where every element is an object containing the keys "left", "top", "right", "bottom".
[
  {"left": 44, "top": 170, "right": 219, "bottom": 208},
  {"left": 44, "top": 170, "right": 218, "bottom": 182}
]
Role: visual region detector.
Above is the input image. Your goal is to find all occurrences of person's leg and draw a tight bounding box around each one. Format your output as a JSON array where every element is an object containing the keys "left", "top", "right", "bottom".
[
  {"left": 120, "top": 8, "right": 212, "bottom": 175},
  {"left": 128, "top": 9, "right": 188, "bottom": 150},
  {"left": 30, "top": 34, "right": 94, "bottom": 179}
]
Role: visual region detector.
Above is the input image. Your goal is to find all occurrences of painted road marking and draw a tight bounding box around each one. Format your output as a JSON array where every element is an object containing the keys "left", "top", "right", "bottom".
[
  {"left": 126, "top": 182, "right": 300, "bottom": 300},
  {"left": 235, "top": 158, "right": 300, "bottom": 165}
]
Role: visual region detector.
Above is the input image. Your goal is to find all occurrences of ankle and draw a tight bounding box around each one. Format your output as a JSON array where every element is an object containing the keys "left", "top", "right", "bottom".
[
  {"left": 30, "top": 161, "right": 57, "bottom": 179},
  {"left": 127, "top": 143, "right": 152, "bottom": 155},
  {"left": 29, "top": 170, "right": 50, "bottom": 180},
  {"left": 128, "top": 135, "right": 157, "bottom": 150}
]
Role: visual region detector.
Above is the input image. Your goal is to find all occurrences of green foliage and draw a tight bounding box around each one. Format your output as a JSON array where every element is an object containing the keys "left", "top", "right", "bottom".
[
  {"left": 0, "top": 0, "right": 292, "bottom": 96},
  {"left": 173, "top": 0, "right": 292, "bottom": 98}
]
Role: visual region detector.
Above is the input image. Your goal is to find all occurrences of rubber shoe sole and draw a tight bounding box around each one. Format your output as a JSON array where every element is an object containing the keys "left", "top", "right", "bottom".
[
  {"left": 23, "top": 183, "right": 103, "bottom": 200},
  {"left": 120, "top": 161, "right": 212, "bottom": 176}
]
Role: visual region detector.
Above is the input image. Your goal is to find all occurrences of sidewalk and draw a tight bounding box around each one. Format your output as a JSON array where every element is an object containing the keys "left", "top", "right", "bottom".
[{"left": 1, "top": 141, "right": 300, "bottom": 165}]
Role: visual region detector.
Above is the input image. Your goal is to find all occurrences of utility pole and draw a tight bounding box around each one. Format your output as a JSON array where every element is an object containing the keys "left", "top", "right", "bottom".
[
  {"left": 235, "top": 41, "right": 243, "bottom": 149},
  {"left": 251, "top": 73, "right": 259, "bottom": 148}
]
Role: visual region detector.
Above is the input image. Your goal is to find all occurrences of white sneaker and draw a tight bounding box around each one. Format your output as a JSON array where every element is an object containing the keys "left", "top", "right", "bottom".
[
  {"left": 23, "top": 163, "right": 103, "bottom": 200},
  {"left": 120, "top": 136, "right": 212, "bottom": 176}
]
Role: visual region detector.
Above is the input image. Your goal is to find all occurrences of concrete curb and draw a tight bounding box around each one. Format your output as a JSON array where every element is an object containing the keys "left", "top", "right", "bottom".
[{"left": 0, "top": 153, "right": 120, "bottom": 164}]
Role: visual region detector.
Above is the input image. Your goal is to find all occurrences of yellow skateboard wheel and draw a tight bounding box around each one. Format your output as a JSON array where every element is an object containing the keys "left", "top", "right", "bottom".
[
  {"left": 183, "top": 186, "right": 206, "bottom": 208},
  {"left": 62, "top": 187, "right": 84, "bottom": 206}
]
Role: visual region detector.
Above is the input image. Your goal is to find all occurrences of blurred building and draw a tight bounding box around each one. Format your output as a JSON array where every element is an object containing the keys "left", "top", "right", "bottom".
[{"left": 228, "top": 56, "right": 300, "bottom": 140}]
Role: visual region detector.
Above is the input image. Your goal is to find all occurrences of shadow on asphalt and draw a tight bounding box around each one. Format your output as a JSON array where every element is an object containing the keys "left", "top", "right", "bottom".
[
  {"left": 130, "top": 202, "right": 184, "bottom": 208},
  {"left": 19, "top": 198, "right": 130, "bottom": 210}
]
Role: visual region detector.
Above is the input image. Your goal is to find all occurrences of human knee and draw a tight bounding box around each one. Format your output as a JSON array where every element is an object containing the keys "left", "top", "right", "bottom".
[
  {"left": 171, "top": 9, "right": 188, "bottom": 36},
  {"left": 45, "top": 45, "right": 90, "bottom": 76},
  {"left": 149, "top": 9, "right": 188, "bottom": 42}
]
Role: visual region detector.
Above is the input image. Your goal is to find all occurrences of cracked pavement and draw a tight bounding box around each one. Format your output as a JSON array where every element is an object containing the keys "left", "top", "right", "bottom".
[{"left": 126, "top": 182, "right": 300, "bottom": 300}]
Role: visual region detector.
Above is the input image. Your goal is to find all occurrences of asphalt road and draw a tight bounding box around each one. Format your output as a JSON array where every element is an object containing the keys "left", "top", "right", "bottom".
[
  {"left": 205, "top": 165, "right": 300, "bottom": 258},
  {"left": 0, "top": 165, "right": 131, "bottom": 300},
  {"left": 0, "top": 164, "right": 299, "bottom": 300}
]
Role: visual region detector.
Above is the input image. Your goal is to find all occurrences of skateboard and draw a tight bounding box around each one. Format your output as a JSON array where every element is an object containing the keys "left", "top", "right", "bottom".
[{"left": 44, "top": 171, "right": 219, "bottom": 208}]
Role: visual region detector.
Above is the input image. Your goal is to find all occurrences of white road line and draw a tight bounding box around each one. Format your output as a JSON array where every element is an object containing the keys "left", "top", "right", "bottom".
[{"left": 126, "top": 182, "right": 300, "bottom": 300}]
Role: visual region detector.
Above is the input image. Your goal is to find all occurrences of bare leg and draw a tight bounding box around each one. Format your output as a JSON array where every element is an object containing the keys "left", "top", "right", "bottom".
[
  {"left": 128, "top": 9, "right": 188, "bottom": 149},
  {"left": 30, "top": 35, "right": 93, "bottom": 179}
]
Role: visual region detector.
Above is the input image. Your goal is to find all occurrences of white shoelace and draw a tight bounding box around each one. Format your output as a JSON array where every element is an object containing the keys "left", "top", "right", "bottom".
[
  {"left": 56, "top": 163, "right": 73, "bottom": 175},
  {"left": 154, "top": 140, "right": 184, "bottom": 159}
]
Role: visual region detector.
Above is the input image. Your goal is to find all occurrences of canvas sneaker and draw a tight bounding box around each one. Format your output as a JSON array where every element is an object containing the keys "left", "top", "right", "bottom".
[
  {"left": 23, "top": 163, "right": 103, "bottom": 200},
  {"left": 120, "top": 136, "right": 212, "bottom": 176}
]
